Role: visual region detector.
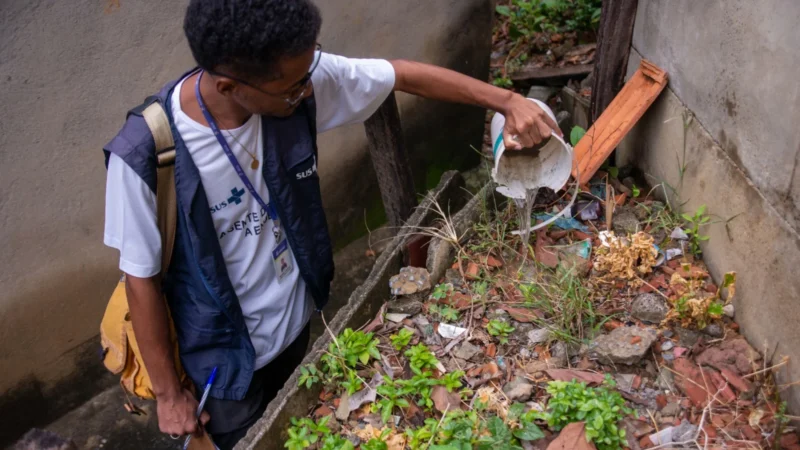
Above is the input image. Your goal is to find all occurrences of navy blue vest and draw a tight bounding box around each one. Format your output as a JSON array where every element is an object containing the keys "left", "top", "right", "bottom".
[{"left": 103, "top": 73, "right": 334, "bottom": 400}]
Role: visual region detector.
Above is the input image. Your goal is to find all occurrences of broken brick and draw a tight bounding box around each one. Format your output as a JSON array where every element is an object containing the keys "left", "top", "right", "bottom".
[
  {"left": 466, "top": 262, "right": 480, "bottom": 280},
  {"left": 718, "top": 367, "right": 755, "bottom": 396},
  {"left": 313, "top": 405, "right": 333, "bottom": 418}
]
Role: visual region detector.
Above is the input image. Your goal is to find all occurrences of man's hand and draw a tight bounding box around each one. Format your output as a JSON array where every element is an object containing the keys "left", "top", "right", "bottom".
[
  {"left": 157, "top": 388, "right": 211, "bottom": 436},
  {"left": 501, "top": 93, "right": 562, "bottom": 151}
]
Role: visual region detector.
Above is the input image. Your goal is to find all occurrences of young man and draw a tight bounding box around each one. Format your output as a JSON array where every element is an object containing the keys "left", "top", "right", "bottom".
[{"left": 103, "top": 0, "right": 560, "bottom": 448}]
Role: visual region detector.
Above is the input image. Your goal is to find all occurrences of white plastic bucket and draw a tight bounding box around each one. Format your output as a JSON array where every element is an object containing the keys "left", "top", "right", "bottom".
[{"left": 490, "top": 98, "right": 573, "bottom": 199}]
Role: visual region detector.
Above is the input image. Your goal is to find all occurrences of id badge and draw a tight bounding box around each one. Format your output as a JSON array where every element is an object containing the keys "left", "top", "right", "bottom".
[{"left": 272, "top": 239, "right": 293, "bottom": 281}]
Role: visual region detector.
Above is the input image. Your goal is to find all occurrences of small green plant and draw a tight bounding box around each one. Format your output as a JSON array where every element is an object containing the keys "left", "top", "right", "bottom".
[
  {"left": 632, "top": 184, "right": 641, "bottom": 198},
  {"left": 492, "top": 76, "right": 513, "bottom": 88},
  {"left": 405, "top": 343, "right": 440, "bottom": 375},
  {"left": 362, "top": 430, "right": 391, "bottom": 450},
  {"left": 518, "top": 283, "right": 538, "bottom": 305},
  {"left": 376, "top": 377, "right": 411, "bottom": 423},
  {"left": 439, "top": 371, "right": 465, "bottom": 392},
  {"left": 706, "top": 301, "right": 724, "bottom": 318},
  {"left": 399, "top": 371, "right": 439, "bottom": 410},
  {"left": 297, "top": 364, "right": 320, "bottom": 389},
  {"left": 320, "top": 328, "right": 381, "bottom": 385},
  {"left": 543, "top": 377, "right": 631, "bottom": 450},
  {"left": 320, "top": 434, "right": 354, "bottom": 450},
  {"left": 342, "top": 370, "right": 363, "bottom": 395},
  {"left": 406, "top": 418, "right": 440, "bottom": 450},
  {"left": 390, "top": 328, "right": 415, "bottom": 350},
  {"left": 486, "top": 319, "right": 515, "bottom": 344},
  {"left": 430, "top": 304, "right": 460, "bottom": 322},
  {"left": 681, "top": 205, "right": 711, "bottom": 255},
  {"left": 569, "top": 126, "right": 586, "bottom": 147},
  {"left": 430, "top": 283, "right": 453, "bottom": 300},
  {"left": 472, "top": 280, "right": 489, "bottom": 297},
  {"left": 284, "top": 416, "right": 332, "bottom": 450}
]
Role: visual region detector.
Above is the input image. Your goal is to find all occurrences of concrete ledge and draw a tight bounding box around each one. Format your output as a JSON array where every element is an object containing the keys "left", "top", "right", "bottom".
[
  {"left": 236, "top": 171, "right": 471, "bottom": 450},
  {"left": 618, "top": 52, "right": 800, "bottom": 412}
]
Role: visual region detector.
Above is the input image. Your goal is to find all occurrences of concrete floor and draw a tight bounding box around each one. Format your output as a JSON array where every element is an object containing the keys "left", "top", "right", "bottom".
[{"left": 37, "top": 228, "right": 394, "bottom": 450}]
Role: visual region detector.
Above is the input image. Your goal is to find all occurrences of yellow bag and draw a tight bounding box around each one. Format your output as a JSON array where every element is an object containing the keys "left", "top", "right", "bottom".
[{"left": 99, "top": 102, "right": 189, "bottom": 400}]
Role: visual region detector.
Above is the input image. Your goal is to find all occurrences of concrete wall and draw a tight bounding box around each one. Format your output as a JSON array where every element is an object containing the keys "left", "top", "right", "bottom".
[
  {"left": 617, "top": 0, "right": 800, "bottom": 411},
  {"left": 0, "top": 0, "right": 491, "bottom": 442}
]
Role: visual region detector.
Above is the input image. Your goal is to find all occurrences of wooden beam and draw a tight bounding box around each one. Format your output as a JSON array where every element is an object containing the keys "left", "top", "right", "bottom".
[
  {"left": 590, "top": 0, "right": 639, "bottom": 124},
  {"left": 364, "top": 92, "right": 417, "bottom": 228}
]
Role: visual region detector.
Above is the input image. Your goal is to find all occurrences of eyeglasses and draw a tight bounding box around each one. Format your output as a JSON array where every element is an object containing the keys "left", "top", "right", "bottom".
[{"left": 210, "top": 43, "right": 322, "bottom": 106}]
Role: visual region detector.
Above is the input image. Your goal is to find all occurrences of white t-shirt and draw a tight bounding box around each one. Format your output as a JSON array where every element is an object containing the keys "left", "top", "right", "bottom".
[{"left": 104, "top": 53, "right": 395, "bottom": 368}]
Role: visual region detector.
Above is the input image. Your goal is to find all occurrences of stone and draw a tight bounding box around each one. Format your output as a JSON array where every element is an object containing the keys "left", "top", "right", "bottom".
[
  {"left": 631, "top": 293, "right": 669, "bottom": 323},
  {"left": 661, "top": 340, "right": 675, "bottom": 352},
  {"left": 701, "top": 323, "right": 723, "bottom": 338},
  {"left": 412, "top": 315, "right": 434, "bottom": 338},
  {"left": 675, "top": 327, "right": 703, "bottom": 348},
  {"left": 695, "top": 338, "right": 760, "bottom": 375},
  {"left": 591, "top": 326, "right": 657, "bottom": 365},
  {"left": 722, "top": 304, "right": 735, "bottom": 317},
  {"left": 520, "top": 348, "right": 532, "bottom": 359},
  {"left": 503, "top": 377, "right": 534, "bottom": 402},
  {"left": 670, "top": 227, "right": 689, "bottom": 240},
  {"left": 527, "top": 328, "right": 551, "bottom": 345},
  {"left": 444, "top": 268, "right": 463, "bottom": 288},
  {"left": 454, "top": 342, "right": 481, "bottom": 361},
  {"left": 612, "top": 209, "right": 640, "bottom": 235},
  {"left": 660, "top": 402, "right": 680, "bottom": 417},
  {"left": 387, "top": 298, "right": 424, "bottom": 315},
  {"left": 615, "top": 374, "right": 636, "bottom": 392},
  {"left": 656, "top": 369, "right": 676, "bottom": 392},
  {"left": 389, "top": 266, "right": 432, "bottom": 296},
  {"left": 510, "top": 322, "right": 534, "bottom": 342}
]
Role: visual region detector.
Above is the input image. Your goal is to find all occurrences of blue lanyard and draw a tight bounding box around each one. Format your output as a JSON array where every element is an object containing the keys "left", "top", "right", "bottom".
[{"left": 195, "top": 71, "right": 281, "bottom": 241}]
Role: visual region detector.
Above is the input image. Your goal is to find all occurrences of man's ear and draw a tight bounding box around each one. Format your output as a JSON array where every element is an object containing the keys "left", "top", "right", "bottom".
[{"left": 214, "top": 76, "right": 237, "bottom": 98}]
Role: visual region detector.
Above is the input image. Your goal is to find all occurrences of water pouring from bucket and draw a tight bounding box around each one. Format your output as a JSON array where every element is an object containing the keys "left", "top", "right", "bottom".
[{"left": 490, "top": 98, "right": 579, "bottom": 249}]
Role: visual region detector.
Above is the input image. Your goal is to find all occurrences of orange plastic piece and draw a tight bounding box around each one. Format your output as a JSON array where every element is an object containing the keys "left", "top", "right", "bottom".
[{"left": 572, "top": 60, "right": 668, "bottom": 185}]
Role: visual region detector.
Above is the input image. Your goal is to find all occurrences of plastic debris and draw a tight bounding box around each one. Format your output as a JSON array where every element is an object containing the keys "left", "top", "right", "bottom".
[
  {"left": 437, "top": 323, "right": 468, "bottom": 339},
  {"left": 534, "top": 213, "right": 589, "bottom": 232}
]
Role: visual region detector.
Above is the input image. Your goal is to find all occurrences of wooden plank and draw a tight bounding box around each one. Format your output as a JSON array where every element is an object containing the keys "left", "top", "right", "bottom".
[
  {"left": 510, "top": 63, "right": 594, "bottom": 83},
  {"left": 572, "top": 59, "right": 668, "bottom": 186},
  {"left": 364, "top": 92, "right": 417, "bottom": 227},
  {"left": 590, "top": 0, "right": 639, "bottom": 123}
]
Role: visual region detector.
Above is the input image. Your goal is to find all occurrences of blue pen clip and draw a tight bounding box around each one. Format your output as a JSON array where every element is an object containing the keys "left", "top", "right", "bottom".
[{"left": 183, "top": 367, "right": 218, "bottom": 450}]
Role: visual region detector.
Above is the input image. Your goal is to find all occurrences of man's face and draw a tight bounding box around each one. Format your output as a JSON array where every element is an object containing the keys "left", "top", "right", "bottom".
[{"left": 222, "top": 46, "right": 318, "bottom": 117}]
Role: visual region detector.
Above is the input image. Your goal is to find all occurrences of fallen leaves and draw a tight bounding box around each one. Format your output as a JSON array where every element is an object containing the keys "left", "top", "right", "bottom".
[
  {"left": 431, "top": 385, "right": 462, "bottom": 412},
  {"left": 546, "top": 422, "right": 597, "bottom": 450}
]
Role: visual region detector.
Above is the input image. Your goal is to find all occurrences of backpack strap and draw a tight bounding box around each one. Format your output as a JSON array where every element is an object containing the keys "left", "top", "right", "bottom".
[{"left": 141, "top": 102, "right": 177, "bottom": 275}]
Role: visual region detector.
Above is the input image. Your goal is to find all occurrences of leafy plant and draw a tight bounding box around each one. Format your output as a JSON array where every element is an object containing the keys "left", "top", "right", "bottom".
[
  {"left": 570, "top": 126, "right": 586, "bottom": 147},
  {"left": 342, "top": 370, "right": 363, "bottom": 395},
  {"left": 285, "top": 416, "right": 332, "bottom": 450},
  {"left": 406, "top": 418, "right": 440, "bottom": 449},
  {"left": 320, "top": 434, "right": 354, "bottom": 450},
  {"left": 430, "top": 304, "right": 460, "bottom": 322},
  {"left": 477, "top": 416, "right": 523, "bottom": 450},
  {"left": 496, "top": 0, "right": 602, "bottom": 38},
  {"left": 518, "top": 284, "right": 538, "bottom": 305},
  {"left": 297, "top": 364, "right": 320, "bottom": 389},
  {"left": 376, "top": 377, "right": 411, "bottom": 423},
  {"left": 320, "top": 328, "right": 381, "bottom": 385},
  {"left": 390, "top": 328, "right": 415, "bottom": 350},
  {"left": 486, "top": 319, "right": 515, "bottom": 344},
  {"left": 472, "top": 281, "right": 489, "bottom": 297},
  {"left": 439, "top": 371, "right": 465, "bottom": 392},
  {"left": 405, "top": 343, "right": 440, "bottom": 375},
  {"left": 632, "top": 184, "right": 641, "bottom": 198},
  {"left": 431, "top": 283, "right": 454, "bottom": 300},
  {"left": 399, "top": 371, "right": 439, "bottom": 410},
  {"left": 706, "top": 301, "right": 724, "bottom": 319},
  {"left": 543, "top": 377, "right": 631, "bottom": 450},
  {"left": 492, "top": 76, "right": 514, "bottom": 89},
  {"left": 681, "top": 205, "right": 711, "bottom": 255},
  {"left": 362, "top": 434, "right": 389, "bottom": 450}
]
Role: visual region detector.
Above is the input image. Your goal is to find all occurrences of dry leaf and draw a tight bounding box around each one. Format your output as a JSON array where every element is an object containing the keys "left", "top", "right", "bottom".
[
  {"left": 546, "top": 422, "right": 596, "bottom": 450},
  {"left": 431, "top": 385, "right": 462, "bottom": 413}
]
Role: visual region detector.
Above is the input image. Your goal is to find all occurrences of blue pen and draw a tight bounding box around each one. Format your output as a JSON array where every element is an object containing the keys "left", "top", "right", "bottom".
[{"left": 183, "top": 367, "right": 218, "bottom": 450}]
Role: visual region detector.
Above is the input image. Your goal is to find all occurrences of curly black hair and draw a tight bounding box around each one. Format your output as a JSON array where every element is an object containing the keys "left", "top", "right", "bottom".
[{"left": 184, "top": 0, "right": 322, "bottom": 81}]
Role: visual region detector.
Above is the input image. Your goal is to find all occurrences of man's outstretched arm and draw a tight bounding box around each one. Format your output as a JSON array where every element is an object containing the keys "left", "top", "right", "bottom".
[{"left": 390, "top": 59, "right": 562, "bottom": 151}]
